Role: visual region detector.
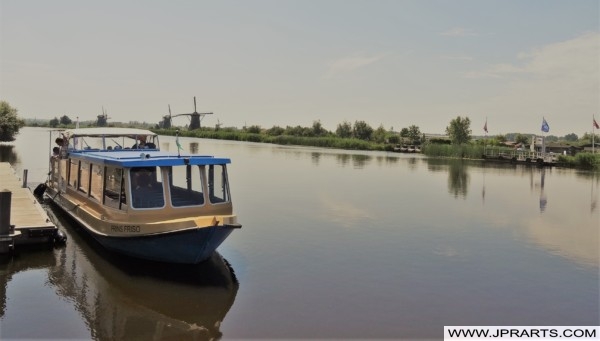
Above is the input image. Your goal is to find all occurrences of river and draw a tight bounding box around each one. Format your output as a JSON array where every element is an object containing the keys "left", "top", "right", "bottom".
[{"left": 0, "top": 127, "right": 598, "bottom": 339}]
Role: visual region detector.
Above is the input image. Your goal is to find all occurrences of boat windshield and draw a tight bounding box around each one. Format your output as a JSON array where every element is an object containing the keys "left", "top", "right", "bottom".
[
  {"left": 130, "top": 166, "right": 165, "bottom": 209},
  {"left": 167, "top": 165, "right": 204, "bottom": 207},
  {"left": 166, "top": 164, "right": 231, "bottom": 208},
  {"left": 61, "top": 132, "right": 159, "bottom": 151},
  {"left": 129, "top": 164, "right": 231, "bottom": 210}
]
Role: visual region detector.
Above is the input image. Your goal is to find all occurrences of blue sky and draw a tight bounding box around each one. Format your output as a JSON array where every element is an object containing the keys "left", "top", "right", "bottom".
[{"left": 1, "top": 0, "right": 598, "bottom": 136}]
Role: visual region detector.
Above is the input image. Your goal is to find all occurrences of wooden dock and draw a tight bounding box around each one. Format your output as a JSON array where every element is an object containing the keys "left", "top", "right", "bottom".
[
  {"left": 0, "top": 162, "right": 58, "bottom": 251},
  {"left": 483, "top": 149, "right": 558, "bottom": 166}
]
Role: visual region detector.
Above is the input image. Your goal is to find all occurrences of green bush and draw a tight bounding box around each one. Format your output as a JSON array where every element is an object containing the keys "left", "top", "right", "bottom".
[
  {"left": 421, "top": 144, "right": 485, "bottom": 159},
  {"left": 558, "top": 153, "right": 600, "bottom": 170}
]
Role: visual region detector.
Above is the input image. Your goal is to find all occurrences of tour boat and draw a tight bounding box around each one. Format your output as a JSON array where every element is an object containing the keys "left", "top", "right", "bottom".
[{"left": 42, "top": 128, "right": 241, "bottom": 264}]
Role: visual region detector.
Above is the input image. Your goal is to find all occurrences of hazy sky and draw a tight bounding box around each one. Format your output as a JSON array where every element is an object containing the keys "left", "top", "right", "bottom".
[{"left": 1, "top": 0, "right": 598, "bottom": 136}]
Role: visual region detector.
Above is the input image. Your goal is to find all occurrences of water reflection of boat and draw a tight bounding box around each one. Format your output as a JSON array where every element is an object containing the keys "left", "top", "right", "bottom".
[
  {"left": 42, "top": 128, "right": 241, "bottom": 263},
  {"left": 41, "top": 205, "right": 239, "bottom": 339}
]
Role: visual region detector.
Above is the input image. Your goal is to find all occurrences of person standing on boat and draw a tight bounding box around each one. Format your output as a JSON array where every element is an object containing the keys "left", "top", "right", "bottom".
[
  {"left": 55, "top": 137, "right": 69, "bottom": 158},
  {"left": 132, "top": 136, "right": 147, "bottom": 149}
]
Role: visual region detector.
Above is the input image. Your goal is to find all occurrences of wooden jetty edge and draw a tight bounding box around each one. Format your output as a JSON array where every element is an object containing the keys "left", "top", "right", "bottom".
[{"left": 0, "top": 162, "right": 63, "bottom": 253}]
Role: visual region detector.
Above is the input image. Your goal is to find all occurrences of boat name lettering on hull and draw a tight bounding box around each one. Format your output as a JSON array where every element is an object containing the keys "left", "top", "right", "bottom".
[{"left": 111, "top": 225, "right": 141, "bottom": 233}]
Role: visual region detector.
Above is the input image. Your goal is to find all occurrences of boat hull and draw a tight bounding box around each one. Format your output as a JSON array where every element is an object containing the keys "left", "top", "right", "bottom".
[
  {"left": 95, "top": 226, "right": 234, "bottom": 264},
  {"left": 44, "top": 187, "right": 239, "bottom": 264}
]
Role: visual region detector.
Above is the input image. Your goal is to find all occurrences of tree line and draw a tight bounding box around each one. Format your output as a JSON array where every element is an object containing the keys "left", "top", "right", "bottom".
[
  {"left": 0, "top": 101, "right": 25, "bottom": 141},
  {"left": 240, "top": 120, "right": 423, "bottom": 145},
  {"left": 4, "top": 99, "right": 597, "bottom": 147}
]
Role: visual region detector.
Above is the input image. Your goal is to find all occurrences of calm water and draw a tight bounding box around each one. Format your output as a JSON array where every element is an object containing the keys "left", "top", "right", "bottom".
[{"left": 0, "top": 127, "right": 598, "bottom": 339}]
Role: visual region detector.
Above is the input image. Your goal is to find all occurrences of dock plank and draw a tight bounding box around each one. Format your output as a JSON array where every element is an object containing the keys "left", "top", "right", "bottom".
[{"left": 0, "top": 163, "right": 55, "bottom": 230}]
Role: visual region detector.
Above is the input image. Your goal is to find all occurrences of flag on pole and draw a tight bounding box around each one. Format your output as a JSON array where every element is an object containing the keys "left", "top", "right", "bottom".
[
  {"left": 594, "top": 116, "right": 598, "bottom": 154},
  {"left": 541, "top": 118, "right": 550, "bottom": 133},
  {"left": 483, "top": 119, "right": 488, "bottom": 133}
]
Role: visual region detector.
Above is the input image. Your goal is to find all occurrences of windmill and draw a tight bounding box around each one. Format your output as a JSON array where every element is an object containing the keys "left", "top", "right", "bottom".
[
  {"left": 160, "top": 105, "right": 173, "bottom": 129},
  {"left": 172, "top": 97, "right": 213, "bottom": 130},
  {"left": 97, "top": 107, "right": 110, "bottom": 127}
]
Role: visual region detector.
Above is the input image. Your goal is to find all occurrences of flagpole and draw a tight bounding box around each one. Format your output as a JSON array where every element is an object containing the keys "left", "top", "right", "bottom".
[
  {"left": 541, "top": 116, "right": 549, "bottom": 154},
  {"left": 176, "top": 129, "right": 181, "bottom": 158},
  {"left": 540, "top": 116, "right": 550, "bottom": 155},
  {"left": 593, "top": 114, "right": 596, "bottom": 154},
  {"left": 483, "top": 117, "right": 488, "bottom": 156}
]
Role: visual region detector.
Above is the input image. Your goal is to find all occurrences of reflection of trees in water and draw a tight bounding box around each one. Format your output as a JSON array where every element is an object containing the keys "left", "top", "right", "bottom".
[
  {"left": 334, "top": 154, "right": 372, "bottom": 168},
  {"left": 448, "top": 160, "right": 469, "bottom": 199},
  {"left": 406, "top": 157, "right": 418, "bottom": 171},
  {"left": 311, "top": 152, "right": 321, "bottom": 165},
  {"left": 424, "top": 158, "right": 472, "bottom": 198},
  {"left": 0, "top": 252, "right": 58, "bottom": 319},
  {"left": 189, "top": 142, "right": 199, "bottom": 154},
  {"left": 0, "top": 145, "right": 18, "bottom": 164},
  {"left": 425, "top": 158, "right": 448, "bottom": 173},
  {"left": 336, "top": 154, "right": 350, "bottom": 166},
  {"left": 351, "top": 154, "right": 371, "bottom": 168},
  {"left": 375, "top": 156, "right": 401, "bottom": 167}
]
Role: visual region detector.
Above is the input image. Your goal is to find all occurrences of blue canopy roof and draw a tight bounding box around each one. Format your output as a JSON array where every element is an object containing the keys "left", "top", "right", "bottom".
[{"left": 69, "top": 150, "right": 231, "bottom": 168}]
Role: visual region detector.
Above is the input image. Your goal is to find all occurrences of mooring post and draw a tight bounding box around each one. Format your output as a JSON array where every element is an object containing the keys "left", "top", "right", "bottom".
[
  {"left": 0, "top": 190, "right": 12, "bottom": 253},
  {"left": 0, "top": 190, "right": 11, "bottom": 235},
  {"left": 22, "top": 169, "right": 28, "bottom": 188}
]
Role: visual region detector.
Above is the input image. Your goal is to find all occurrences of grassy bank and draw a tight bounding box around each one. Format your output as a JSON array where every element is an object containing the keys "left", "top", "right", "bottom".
[
  {"left": 420, "top": 144, "right": 487, "bottom": 159},
  {"left": 153, "top": 129, "right": 393, "bottom": 151},
  {"left": 421, "top": 143, "right": 600, "bottom": 170},
  {"left": 557, "top": 153, "right": 600, "bottom": 170},
  {"left": 157, "top": 128, "right": 600, "bottom": 170}
]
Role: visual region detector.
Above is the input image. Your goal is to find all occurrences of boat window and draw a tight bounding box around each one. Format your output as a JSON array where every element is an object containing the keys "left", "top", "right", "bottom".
[
  {"left": 78, "top": 161, "right": 90, "bottom": 194},
  {"left": 208, "top": 164, "right": 230, "bottom": 204},
  {"left": 104, "top": 166, "right": 125, "bottom": 209},
  {"left": 167, "top": 165, "right": 205, "bottom": 207},
  {"left": 130, "top": 166, "right": 165, "bottom": 209},
  {"left": 68, "top": 159, "right": 79, "bottom": 188},
  {"left": 89, "top": 164, "right": 103, "bottom": 201}
]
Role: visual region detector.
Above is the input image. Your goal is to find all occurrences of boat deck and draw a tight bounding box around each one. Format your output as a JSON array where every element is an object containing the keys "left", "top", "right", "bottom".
[{"left": 0, "top": 162, "right": 57, "bottom": 247}]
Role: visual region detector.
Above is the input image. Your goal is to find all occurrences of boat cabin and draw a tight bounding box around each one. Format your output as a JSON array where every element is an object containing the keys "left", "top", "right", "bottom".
[{"left": 48, "top": 129, "right": 232, "bottom": 216}]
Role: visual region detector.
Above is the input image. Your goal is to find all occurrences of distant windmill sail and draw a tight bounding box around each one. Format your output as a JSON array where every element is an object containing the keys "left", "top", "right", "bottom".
[
  {"left": 97, "top": 107, "right": 109, "bottom": 127},
  {"left": 161, "top": 105, "right": 173, "bottom": 129},
  {"left": 171, "top": 96, "right": 213, "bottom": 130}
]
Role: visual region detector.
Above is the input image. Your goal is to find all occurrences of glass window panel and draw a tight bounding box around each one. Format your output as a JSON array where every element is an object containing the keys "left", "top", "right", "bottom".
[
  {"left": 104, "top": 166, "right": 124, "bottom": 209},
  {"left": 130, "top": 166, "right": 164, "bottom": 209},
  {"left": 168, "top": 165, "right": 205, "bottom": 207},
  {"left": 208, "top": 165, "right": 230, "bottom": 204}
]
